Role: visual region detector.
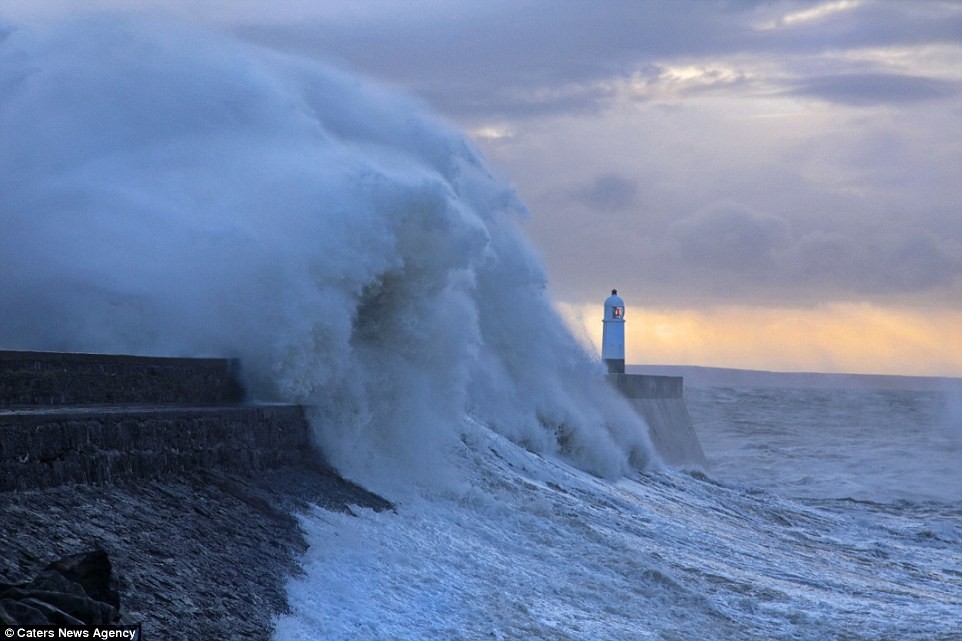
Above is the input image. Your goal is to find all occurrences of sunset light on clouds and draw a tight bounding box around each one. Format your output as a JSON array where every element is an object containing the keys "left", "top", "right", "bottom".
[{"left": 560, "top": 302, "right": 962, "bottom": 377}]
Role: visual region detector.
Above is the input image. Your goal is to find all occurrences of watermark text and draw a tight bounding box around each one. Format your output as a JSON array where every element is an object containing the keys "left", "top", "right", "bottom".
[{"left": 2, "top": 625, "right": 140, "bottom": 640}]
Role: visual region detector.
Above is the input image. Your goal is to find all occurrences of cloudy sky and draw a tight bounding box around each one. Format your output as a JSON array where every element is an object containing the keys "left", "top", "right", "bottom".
[{"left": 5, "top": 0, "right": 962, "bottom": 376}]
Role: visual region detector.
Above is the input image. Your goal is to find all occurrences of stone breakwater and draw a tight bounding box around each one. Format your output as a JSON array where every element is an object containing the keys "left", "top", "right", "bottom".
[
  {"left": 607, "top": 373, "right": 707, "bottom": 468},
  {"left": 0, "top": 404, "right": 316, "bottom": 492},
  {"left": 0, "top": 351, "right": 390, "bottom": 640},
  {"left": 0, "top": 351, "right": 243, "bottom": 407}
]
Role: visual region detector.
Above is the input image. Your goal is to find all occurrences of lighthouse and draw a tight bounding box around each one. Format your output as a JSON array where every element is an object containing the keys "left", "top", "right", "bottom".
[
  {"left": 602, "top": 289, "right": 626, "bottom": 374},
  {"left": 601, "top": 289, "right": 708, "bottom": 468}
]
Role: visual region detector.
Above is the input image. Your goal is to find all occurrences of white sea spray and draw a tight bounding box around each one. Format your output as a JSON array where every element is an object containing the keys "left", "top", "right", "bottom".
[{"left": 0, "top": 16, "right": 654, "bottom": 496}]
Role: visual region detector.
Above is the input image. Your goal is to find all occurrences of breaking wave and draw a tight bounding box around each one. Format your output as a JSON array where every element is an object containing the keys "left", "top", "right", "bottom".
[{"left": 0, "top": 16, "right": 654, "bottom": 495}]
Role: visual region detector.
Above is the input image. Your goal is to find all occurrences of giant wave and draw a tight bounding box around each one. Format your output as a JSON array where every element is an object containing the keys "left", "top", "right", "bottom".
[{"left": 0, "top": 17, "right": 654, "bottom": 497}]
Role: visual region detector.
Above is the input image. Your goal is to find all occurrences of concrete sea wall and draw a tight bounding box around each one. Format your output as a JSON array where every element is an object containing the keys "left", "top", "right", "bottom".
[
  {"left": 0, "top": 350, "right": 243, "bottom": 406},
  {"left": 0, "top": 351, "right": 311, "bottom": 491},
  {"left": 608, "top": 373, "right": 708, "bottom": 468},
  {"left": 0, "top": 404, "right": 313, "bottom": 492}
]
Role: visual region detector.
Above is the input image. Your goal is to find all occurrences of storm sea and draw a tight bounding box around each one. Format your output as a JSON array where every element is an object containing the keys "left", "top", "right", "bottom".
[
  {"left": 274, "top": 372, "right": 962, "bottom": 641},
  {"left": 2, "top": 18, "right": 960, "bottom": 641}
]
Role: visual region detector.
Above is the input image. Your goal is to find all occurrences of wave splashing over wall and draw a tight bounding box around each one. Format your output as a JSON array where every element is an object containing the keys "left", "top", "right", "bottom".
[{"left": 0, "top": 17, "right": 653, "bottom": 495}]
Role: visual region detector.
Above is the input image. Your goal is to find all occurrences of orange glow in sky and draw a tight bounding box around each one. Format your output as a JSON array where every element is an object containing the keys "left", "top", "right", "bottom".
[{"left": 559, "top": 302, "right": 962, "bottom": 378}]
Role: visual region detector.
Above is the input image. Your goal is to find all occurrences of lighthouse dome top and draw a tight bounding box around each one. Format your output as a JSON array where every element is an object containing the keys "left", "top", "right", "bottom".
[{"left": 604, "top": 289, "right": 625, "bottom": 321}]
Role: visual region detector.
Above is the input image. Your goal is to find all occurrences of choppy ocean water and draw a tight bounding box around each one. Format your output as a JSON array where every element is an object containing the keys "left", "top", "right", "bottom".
[
  {"left": 688, "top": 383, "right": 962, "bottom": 504},
  {"left": 275, "top": 380, "right": 962, "bottom": 641}
]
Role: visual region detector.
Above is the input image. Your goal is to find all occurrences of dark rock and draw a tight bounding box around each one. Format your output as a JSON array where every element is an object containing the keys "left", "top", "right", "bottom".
[
  {"left": 0, "top": 467, "right": 391, "bottom": 640},
  {"left": 0, "top": 599, "right": 48, "bottom": 626},
  {"left": 0, "top": 549, "right": 120, "bottom": 626},
  {"left": 45, "top": 549, "right": 121, "bottom": 611}
]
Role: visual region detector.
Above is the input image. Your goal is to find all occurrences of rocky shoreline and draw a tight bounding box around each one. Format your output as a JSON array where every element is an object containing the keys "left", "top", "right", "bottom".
[{"left": 0, "top": 463, "right": 390, "bottom": 640}]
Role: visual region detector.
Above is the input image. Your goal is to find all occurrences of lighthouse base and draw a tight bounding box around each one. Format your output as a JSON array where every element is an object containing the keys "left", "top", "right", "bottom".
[
  {"left": 604, "top": 358, "right": 625, "bottom": 374},
  {"left": 607, "top": 373, "right": 707, "bottom": 468}
]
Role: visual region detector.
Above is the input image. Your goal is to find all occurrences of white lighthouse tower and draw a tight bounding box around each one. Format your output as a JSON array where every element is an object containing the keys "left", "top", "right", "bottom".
[{"left": 602, "top": 289, "right": 626, "bottom": 374}]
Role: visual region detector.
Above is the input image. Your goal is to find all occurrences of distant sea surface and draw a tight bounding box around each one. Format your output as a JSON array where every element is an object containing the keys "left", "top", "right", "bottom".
[{"left": 636, "top": 365, "right": 962, "bottom": 503}]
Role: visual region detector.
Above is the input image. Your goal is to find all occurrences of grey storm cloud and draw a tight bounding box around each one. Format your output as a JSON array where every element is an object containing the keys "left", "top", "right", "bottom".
[
  {"left": 236, "top": 0, "right": 962, "bottom": 119},
  {"left": 860, "top": 232, "right": 962, "bottom": 293},
  {"left": 788, "top": 73, "right": 960, "bottom": 106},
  {"left": 573, "top": 174, "right": 639, "bottom": 212},
  {"left": 787, "top": 229, "right": 962, "bottom": 295},
  {"left": 668, "top": 203, "right": 791, "bottom": 273},
  {"left": 651, "top": 205, "right": 962, "bottom": 303},
  {"left": 235, "top": 1, "right": 750, "bottom": 118}
]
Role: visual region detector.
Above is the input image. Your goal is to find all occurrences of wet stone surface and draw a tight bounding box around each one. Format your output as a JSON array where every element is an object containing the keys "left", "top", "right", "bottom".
[{"left": 0, "top": 465, "right": 390, "bottom": 640}]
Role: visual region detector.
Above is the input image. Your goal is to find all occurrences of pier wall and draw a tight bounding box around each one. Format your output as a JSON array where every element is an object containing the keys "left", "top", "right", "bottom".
[
  {"left": 0, "top": 351, "right": 309, "bottom": 491},
  {"left": 608, "top": 373, "right": 707, "bottom": 468},
  {"left": 0, "top": 405, "right": 313, "bottom": 491}
]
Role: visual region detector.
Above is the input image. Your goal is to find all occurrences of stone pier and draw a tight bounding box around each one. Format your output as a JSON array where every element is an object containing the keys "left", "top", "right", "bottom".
[{"left": 608, "top": 373, "right": 707, "bottom": 468}]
